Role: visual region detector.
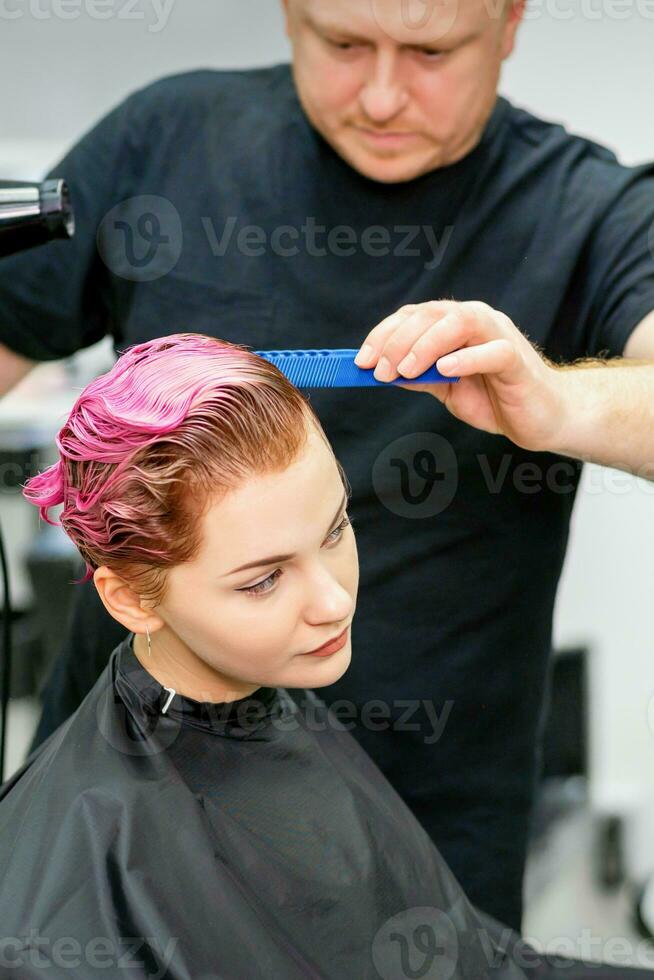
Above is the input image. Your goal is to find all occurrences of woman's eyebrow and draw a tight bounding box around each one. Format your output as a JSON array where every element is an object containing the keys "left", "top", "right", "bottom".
[{"left": 223, "top": 491, "right": 349, "bottom": 577}]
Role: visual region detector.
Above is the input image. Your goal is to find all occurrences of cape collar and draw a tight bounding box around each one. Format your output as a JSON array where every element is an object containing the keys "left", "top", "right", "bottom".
[{"left": 113, "top": 633, "right": 288, "bottom": 739}]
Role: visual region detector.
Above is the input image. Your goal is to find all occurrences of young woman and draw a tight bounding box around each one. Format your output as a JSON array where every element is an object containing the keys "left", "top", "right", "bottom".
[{"left": 0, "top": 334, "right": 644, "bottom": 979}]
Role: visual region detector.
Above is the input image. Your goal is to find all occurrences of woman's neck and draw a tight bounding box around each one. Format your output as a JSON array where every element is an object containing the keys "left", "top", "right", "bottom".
[{"left": 131, "top": 631, "right": 261, "bottom": 704}]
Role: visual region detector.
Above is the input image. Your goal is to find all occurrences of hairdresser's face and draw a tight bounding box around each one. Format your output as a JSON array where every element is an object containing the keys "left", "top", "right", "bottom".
[
  {"left": 281, "top": 0, "right": 523, "bottom": 183},
  {"left": 150, "top": 425, "right": 358, "bottom": 697}
]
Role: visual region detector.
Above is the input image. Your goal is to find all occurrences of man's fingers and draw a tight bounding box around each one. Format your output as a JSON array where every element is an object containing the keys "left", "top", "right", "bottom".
[
  {"left": 354, "top": 305, "right": 418, "bottom": 367},
  {"left": 354, "top": 301, "right": 456, "bottom": 368},
  {"left": 394, "top": 312, "right": 465, "bottom": 378},
  {"left": 355, "top": 300, "right": 505, "bottom": 375},
  {"left": 437, "top": 338, "right": 520, "bottom": 380}
]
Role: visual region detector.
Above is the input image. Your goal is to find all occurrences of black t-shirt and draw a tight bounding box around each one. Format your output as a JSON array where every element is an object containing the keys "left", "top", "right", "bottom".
[{"left": 2, "top": 65, "right": 654, "bottom": 929}]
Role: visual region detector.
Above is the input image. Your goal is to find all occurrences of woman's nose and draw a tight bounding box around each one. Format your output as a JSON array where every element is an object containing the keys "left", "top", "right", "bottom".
[{"left": 303, "top": 571, "right": 353, "bottom": 627}]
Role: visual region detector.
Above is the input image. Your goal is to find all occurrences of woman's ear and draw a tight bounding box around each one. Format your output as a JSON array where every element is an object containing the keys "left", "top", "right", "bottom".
[{"left": 93, "top": 566, "right": 164, "bottom": 635}]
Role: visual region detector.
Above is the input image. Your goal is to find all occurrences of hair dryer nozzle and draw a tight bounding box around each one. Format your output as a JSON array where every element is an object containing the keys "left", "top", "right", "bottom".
[{"left": 0, "top": 178, "right": 75, "bottom": 259}]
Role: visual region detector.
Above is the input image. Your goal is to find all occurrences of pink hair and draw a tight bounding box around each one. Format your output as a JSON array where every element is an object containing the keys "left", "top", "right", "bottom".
[{"left": 22, "top": 333, "right": 340, "bottom": 605}]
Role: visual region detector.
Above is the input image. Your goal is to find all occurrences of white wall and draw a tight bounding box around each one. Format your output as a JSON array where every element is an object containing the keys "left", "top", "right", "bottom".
[
  {"left": 1, "top": 1, "right": 290, "bottom": 143},
  {"left": 2, "top": 0, "right": 654, "bottom": 841}
]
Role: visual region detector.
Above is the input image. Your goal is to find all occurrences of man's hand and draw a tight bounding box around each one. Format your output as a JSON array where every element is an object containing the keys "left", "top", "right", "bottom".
[{"left": 354, "top": 299, "right": 566, "bottom": 452}]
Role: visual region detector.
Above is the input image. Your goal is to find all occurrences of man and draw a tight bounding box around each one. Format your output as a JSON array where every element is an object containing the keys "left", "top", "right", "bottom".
[{"left": 1, "top": 0, "right": 653, "bottom": 931}]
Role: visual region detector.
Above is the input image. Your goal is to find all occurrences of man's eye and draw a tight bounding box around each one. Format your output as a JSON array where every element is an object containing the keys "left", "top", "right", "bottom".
[
  {"left": 327, "top": 38, "right": 361, "bottom": 51},
  {"left": 418, "top": 48, "right": 445, "bottom": 59}
]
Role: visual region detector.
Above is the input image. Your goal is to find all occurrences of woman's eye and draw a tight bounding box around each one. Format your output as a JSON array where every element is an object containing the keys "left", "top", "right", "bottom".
[
  {"left": 240, "top": 568, "right": 283, "bottom": 598},
  {"left": 238, "top": 515, "right": 353, "bottom": 598},
  {"left": 325, "top": 514, "right": 352, "bottom": 543}
]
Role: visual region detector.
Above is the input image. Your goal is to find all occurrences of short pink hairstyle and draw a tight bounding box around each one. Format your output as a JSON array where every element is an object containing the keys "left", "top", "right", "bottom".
[{"left": 22, "top": 333, "right": 345, "bottom": 606}]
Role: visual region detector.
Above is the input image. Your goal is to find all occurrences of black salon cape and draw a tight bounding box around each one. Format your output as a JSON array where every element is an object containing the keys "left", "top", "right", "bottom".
[{"left": 0, "top": 633, "right": 541, "bottom": 979}]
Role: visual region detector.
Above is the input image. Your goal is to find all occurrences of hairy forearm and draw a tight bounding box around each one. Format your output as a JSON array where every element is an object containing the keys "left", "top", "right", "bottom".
[
  {"left": 0, "top": 341, "right": 36, "bottom": 398},
  {"left": 544, "top": 357, "right": 654, "bottom": 479}
]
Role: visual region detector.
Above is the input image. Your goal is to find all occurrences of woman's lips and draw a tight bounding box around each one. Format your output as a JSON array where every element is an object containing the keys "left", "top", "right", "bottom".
[{"left": 301, "top": 625, "right": 350, "bottom": 657}]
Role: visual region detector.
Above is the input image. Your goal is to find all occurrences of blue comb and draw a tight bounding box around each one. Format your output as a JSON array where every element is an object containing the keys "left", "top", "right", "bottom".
[{"left": 253, "top": 349, "right": 458, "bottom": 387}]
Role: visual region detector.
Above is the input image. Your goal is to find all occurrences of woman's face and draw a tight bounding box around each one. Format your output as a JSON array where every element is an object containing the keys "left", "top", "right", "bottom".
[{"left": 138, "top": 425, "right": 359, "bottom": 701}]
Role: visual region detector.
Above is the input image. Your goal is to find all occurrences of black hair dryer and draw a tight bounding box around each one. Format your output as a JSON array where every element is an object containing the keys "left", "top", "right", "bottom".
[
  {"left": 0, "top": 179, "right": 74, "bottom": 260},
  {"left": 0, "top": 175, "right": 74, "bottom": 786}
]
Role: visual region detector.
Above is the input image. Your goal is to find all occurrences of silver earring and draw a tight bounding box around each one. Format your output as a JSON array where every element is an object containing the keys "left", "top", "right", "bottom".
[{"left": 146, "top": 624, "right": 152, "bottom": 658}]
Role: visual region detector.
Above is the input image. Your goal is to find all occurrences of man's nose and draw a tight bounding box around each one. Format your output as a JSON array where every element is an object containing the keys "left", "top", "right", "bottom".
[{"left": 358, "top": 50, "right": 409, "bottom": 125}]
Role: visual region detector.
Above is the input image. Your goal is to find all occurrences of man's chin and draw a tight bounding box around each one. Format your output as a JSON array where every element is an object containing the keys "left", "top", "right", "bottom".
[{"left": 337, "top": 141, "right": 437, "bottom": 184}]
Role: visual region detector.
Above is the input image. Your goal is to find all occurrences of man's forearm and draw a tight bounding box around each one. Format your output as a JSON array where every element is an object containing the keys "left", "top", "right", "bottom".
[
  {"left": 0, "top": 341, "right": 36, "bottom": 398},
  {"left": 545, "top": 357, "right": 654, "bottom": 478}
]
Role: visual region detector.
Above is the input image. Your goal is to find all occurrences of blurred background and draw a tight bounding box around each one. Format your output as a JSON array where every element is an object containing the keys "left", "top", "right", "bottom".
[{"left": 1, "top": 0, "right": 654, "bottom": 967}]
